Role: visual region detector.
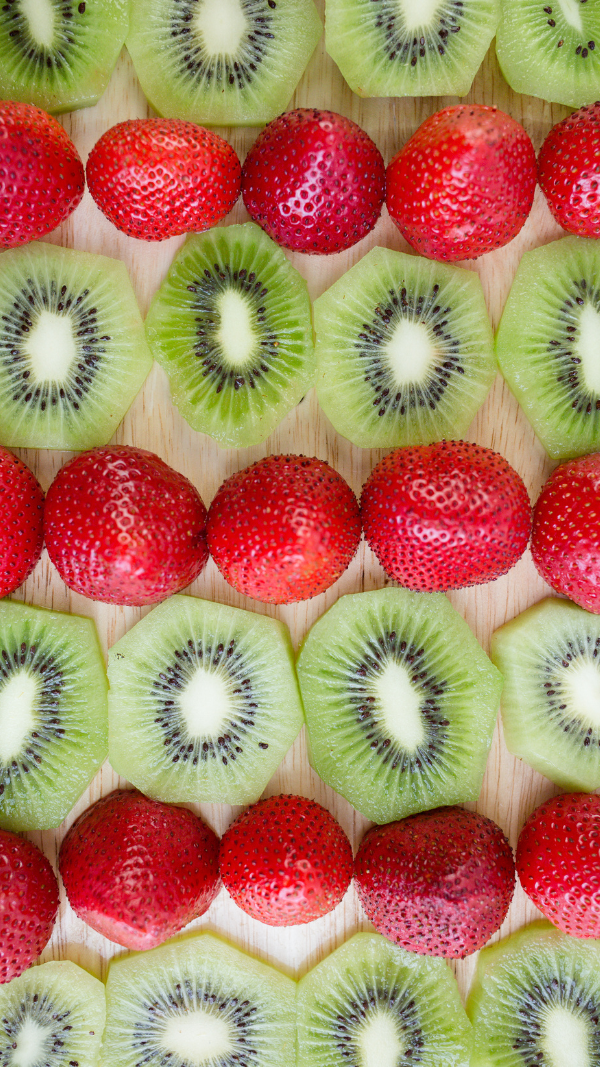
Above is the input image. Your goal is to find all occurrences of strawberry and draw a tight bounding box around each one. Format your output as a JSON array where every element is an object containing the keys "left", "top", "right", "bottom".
[
  {"left": 207, "top": 454, "right": 361, "bottom": 604},
  {"left": 241, "top": 108, "right": 385, "bottom": 254},
  {"left": 59, "top": 789, "right": 221, "bottom": 951},
  {"left": 0, "top": 101, "right": 84, "bottom": 249},
  {"left": 354, "top": 807, "right": 515, "bottom": 958},
  {"left": 0, "top": 830, "right": 59, "bottom": 983},
  {"left": 516, "top": 793, "right": 600, "bottom": 938},
  {"left": 386, "top": 105, "right": 537, "bottom": 261},
  {"left": 86, "top": 118, "right": 241, "bottom": 241},
  {"left": 0, "top": 447, "right": 44, "bottom": 598},
  {"left": 538, "top": 103, "right": 600, "bottom": 237},
  {"left": 219, "top": 794, "right": 353, "bottom": 926},
  {"left": 361, "top": 440, "right": 531, "bottom": 592},
  {"left": 44, "top": 444, "right": 208, "bottom": 606},
  {"left": 531, "top": 452, "right": 600, "bottom": 613}
]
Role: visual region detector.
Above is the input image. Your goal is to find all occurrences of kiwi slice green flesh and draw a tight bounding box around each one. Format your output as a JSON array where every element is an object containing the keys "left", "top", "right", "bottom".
[
  {"left": 102, "top": 932, "right": 296, "bottom": 1067},
  {"left": 145, "top": 224, "right": 315, "bottom": 449},
  {"left": 326, "top": 0, "right": 499, "bottom": 98},
  {"left": 0, "top": 0, "right": 128, "bottom": 114},
  {"left": 496, "top": 237, "right": 600, "bottom": 462},
  {"left": 297, "top": 932, "right": 473, "bottom": 1067},
  {"left": 108, "top": 594, "right": 304, "bottom": 805},
  {"left": 0, "top": 599, "right": 108, "bottom": 832},
  {"left": 467, "top": 922, "right": 600, "bottom": 1067},
  {"left": 126, "top": 0, "right": 322, "bottom": 127},
  {"left": 0, "top": 242, "right": 152, "bottom": 451},
  {"left": 0, "top": 960, "right": 106, "bottom": 1067},
  {"left": 296, "top": 588, "right": 502, "bottom": 824},
  {"left": 314, "top": 247, "right": 495, "bottom": 449}
]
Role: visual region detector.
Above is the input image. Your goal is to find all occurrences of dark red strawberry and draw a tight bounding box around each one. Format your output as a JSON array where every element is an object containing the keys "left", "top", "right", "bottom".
[
  {"left": 0, "top": 101, "right": 84, "bottom": 248},
  {"left": 354, "top": 808, "right": 515, "bottom": 958},
  {"left": 59, "top": 789, "right": 221, "bottom": 950},
  {"left": 0, "top": 830, "right": 59, "bottom": 983},
  {"left": 0, "top": 447, "right": 44, "bottom": 598},
  {"left": 44, "top": 445, "right": 208, "bottom": 606},
  {"left": 219, "top": 794, "right": 353, "bottom": 925},
  {"left": 538, "top": 103, "right": 600, "bottom": 237},
  {"left": 386, "top": 105, "right": 537, "bottom": 261},
  {"left": 241, "top": 108, "right": 385, "bottom": 254},
  {"left": 361, "top": 440, "right": 531, "bottom": 591},
  {"left": 207, "top": 454, "right": 361, "bottom": 604},
  {"left": 86, "top": 118, "right": 241, "bottom": 241}
]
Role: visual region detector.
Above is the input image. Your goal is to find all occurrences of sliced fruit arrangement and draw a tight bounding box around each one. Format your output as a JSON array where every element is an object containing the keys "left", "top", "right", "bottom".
[
  {"left": 126, "top": 0, "right": 322, "bottom": 127},
  {"left": 297, "top": 932, "right": 473, "bottom": 1067},
  {"left": 107, "top": 594, "right": 304, "bottom": 804},
  {"left": 538, "top": 103, "right": 600, "bottom": 238},
  {"left": 0, "top": 599, "right": 107, "bottom": 832},
  {"left": 314, "top": 246, "right": 495, "bottom": 448},
  {"left": 296, "top": 588, "right": 502, "bottom": 823},
  {"left": 145, "top": 223, "right": 315, "bottom": 447},
  {"left": 0, "top": 829, "right": 59, "bottom": 982},
  {"left": 0, "top": 446, "right": 44, "bottom": 598}
]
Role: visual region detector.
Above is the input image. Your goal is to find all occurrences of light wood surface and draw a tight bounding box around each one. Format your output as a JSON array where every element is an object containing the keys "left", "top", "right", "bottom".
[{"left": 11, "top": 21, "right": 575, "bottom": 1000}]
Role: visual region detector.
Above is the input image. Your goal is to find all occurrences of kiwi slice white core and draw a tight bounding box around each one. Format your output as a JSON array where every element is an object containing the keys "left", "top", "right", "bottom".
[
  {"left": 162, "top": 1009, "right": 232, "bottom": 1061},
  {"left": 386, "top": 319, "right": 438, "bottom": 387},
  {"left": 402, "top": 0, "right": 444, "bottom": 31},
  {"left": 217, "top": 289, "right": 258, "bottom": 368},
  {"left": 563, "top": 660, "right": 600, "bottom": 727},
  {"left": 13, "top": 1016, "right": 54, "bottom": 1067},
  {"left": 542, "top": 1005, "right": 589, "bottom": 1066},
  {"left": 559, "top": 0, "right": 584, "bottom": 34},
  {"left": 20, "top": 0, "right": 56, "bottom": 48},
  {"left": 25, "top": 310, "right": 76, "bottom": 384},
  {"left": 576, "top": 304, "right": 600, "bottom": 393},
  {"left": 195, "top": 0, "right": 249, "bottom": 55},
  {"left": 178, "top": 666, "right": 233, "bottom": 737},
  {"left": 0, "top": 671, "right": 38, "bottom": 761},
  {"left": 374, "top": 661, "right": 425, "bottom": 752},
  {"left": 357, "top": 1011, "right": 403, "bottom": 1065}
]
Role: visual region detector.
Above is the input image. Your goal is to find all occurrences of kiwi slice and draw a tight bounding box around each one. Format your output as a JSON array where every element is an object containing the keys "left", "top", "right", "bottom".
[
  {"left": 326, "top": 0, "right": 499, "bottom": 98},
  {"left": 0, "top": 599, "right": 108, "bottom": 831},
  {"left": 108, "top": 594, "right": 304, "bottom": 805},
  {"left": 0, "top": 0, "right": 129, "bottom": 114},
  {"left": 126, "top": 0, "right": 322, "bottom": 127},
  {"left": 297, "top": 932, "right": 473, "bottom": 1067},
  {"left": 467, "top": 921, "right": 600, "bottom": 1067},
  {"left": 0, "top": 242, "right": 152, "bottom": 451},
  {"left": 296, "top": 587, "right": 502, "bottom": 824},
  {"left": 101, "top": 931, "right": 296, "bottom": 1067},
  {"left": 496, "top": 237, "right": 600, "bottom": 461},
  {"left": 145, "top": 224, "right": 315, "bottom": 449},
  {"left": 496, "top": 0, "right": 600, "bottom": 108},
  {"left": 314, "top": 246, "right": 495, "bottom": 449}
]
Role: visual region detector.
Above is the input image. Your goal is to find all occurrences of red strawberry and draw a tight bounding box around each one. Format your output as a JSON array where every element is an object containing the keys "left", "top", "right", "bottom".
[
  {"left": 361, "top": 440, "right": 531, "bottom": 591},
  {"left": 207, "top": 454, "right": 361, "bottom": 604},
  {"left": 538, "top": 103, "right": 600, "bottom": 237},
  {"left": 219, "top": 794, "right": 353, "bottom": 926},
  {"left": 0, "top": 447, "right": 44, "bottom": 598},
  {"left": 0, "top": 101, "right": 84, "bottom": 249},
  {"left": 59, "top": 789, "right": 221, "bottom": 950},
  {"left": 44, "top": 444, "right": 208, "bottom": 606},
  {"left": 241, "top": 108, "right": 385, "bottom": 254},
  {"left": 531, "top": 452, "right": 600, "bottom": 613},
  {"left": 386, "top": 105, "right": 537, "bottom": 261},
  {"left": 0, "top": 830, "right": 59, "bottom": 983},
  {"left": 516, "top": 793, "right": 600, "bottom": 938},
  {"left": 86, "top": 118, "right": 241, "bottom": 241},
  {"left": 354, "top": 808, "right": 515, "bottom": 958}
]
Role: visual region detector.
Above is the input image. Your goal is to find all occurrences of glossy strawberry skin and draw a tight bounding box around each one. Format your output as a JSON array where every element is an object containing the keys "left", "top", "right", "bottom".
[
  {"left": 539, "top": 103, "right": 600, "bottom": 237},
  {"left": 361, "top": 440, "right": 531, "bottom": 591},
  {"left": 86, "top": 118, "right": 241, "bottom": 241},
  {"left": 517, "top": 793, "right": 600, "bottom": 938},
  {"left": 354, "top": 808, "right": 515, "bottom": 958},
  {"left": 0, "top": 101, "right": 84, "bottom": 249},
  {"left": 386, "top": 105, "right": 536, "bottom": 261},
  {"left": 219, "top": 795, "right": 353, "bottom": 926},
  {"left": 44, "top": 445, "right": 208, "bottom": 606},
  {"left": 241, "top": 108, "right": 385, "bottom": 254},
  {"left": 207, "top": 454, "right": 361, "bottom": 604},
  {"left": 0, "top": 830, "right": 59, "bottom": 983},
  {"left": 0, "top": 447, "right": 44, "bottom": 598},
  {"left": 59, "top": 790, "right": 221, "bottom": 951}
]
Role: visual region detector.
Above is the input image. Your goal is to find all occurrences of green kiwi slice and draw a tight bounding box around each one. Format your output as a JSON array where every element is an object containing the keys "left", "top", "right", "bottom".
[
  {"left": 314, "top": 247, "right": 495, "bottom": 449},
  {"left": 108, "top": 594, "right": 304, "bottom": 805},
  {"left": 145, "top": 224, "right": 315, "bottom": 448},
  {"left": 101, "top": 932, "right": 296, "bottom": 1067},
  {"left": 296, "top": 588, "right": 502, "bottom": 824},
  {"left": 326, "top": 0, "right": 499, "bottom": 98},
  {"left": 467, "top": 921, "right": 600, "bottom": 1067},
  {"left": 0, "top": 242, "right": 152, "bottom": 451},
  {"left": 0, "top": 0, "right": 129, "bottom": 114},
  {"left": 0, "top": 599, "right": 108, "bottom": 831},
  {"left": 126, "top": 0, "right": 322, "bottom": 127}
]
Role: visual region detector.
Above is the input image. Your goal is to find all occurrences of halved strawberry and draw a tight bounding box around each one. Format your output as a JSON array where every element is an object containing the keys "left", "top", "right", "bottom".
[
  {"left": 0, "top": 447, "right": 44, "bottom": 598},
  {"left": 538, "top": 103, "right": 600, "bottom": 237},
  {"left": 0, "top": 830, "right": 59, "bottom": 983}
]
